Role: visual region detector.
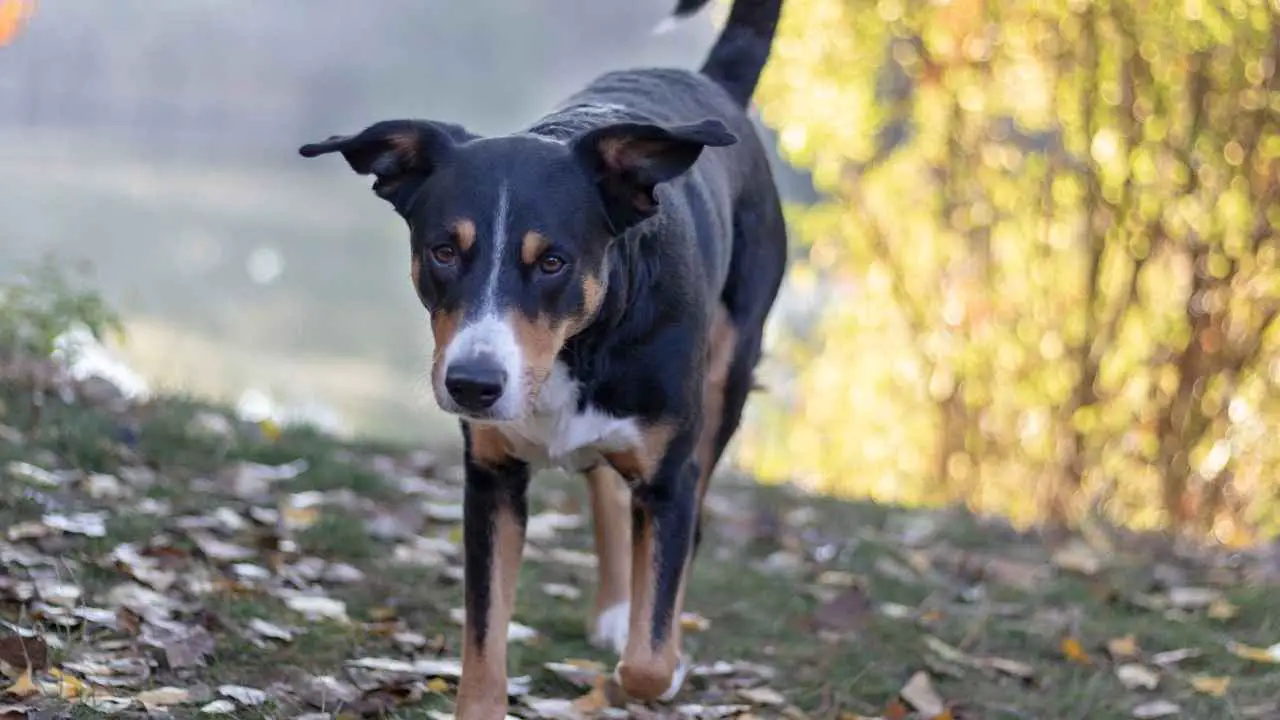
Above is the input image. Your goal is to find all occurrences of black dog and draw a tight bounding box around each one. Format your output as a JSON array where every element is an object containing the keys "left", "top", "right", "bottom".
[{"left": 299, "top": 0, "right": 786, "bottom": 715}]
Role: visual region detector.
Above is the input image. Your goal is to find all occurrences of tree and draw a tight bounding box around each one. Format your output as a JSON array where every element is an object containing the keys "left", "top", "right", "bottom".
[{"left": 742, "top": 0, "right": 1280, "bottom": 542}]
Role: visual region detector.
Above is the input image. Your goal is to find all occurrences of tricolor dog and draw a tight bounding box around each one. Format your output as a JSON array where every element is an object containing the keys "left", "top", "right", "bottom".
[{"left": 299, "top": 0, "right": 787, "bottom": 715}]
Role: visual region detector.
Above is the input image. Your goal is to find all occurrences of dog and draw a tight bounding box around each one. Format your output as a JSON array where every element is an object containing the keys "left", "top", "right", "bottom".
[{"left": 298, "top": 0, "right": 786, "bottom": 715}]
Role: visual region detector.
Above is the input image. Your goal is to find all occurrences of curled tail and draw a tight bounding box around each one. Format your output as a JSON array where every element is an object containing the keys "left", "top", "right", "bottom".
[{"left": 673, "top": 0, "right": 785, "bottom": 107}]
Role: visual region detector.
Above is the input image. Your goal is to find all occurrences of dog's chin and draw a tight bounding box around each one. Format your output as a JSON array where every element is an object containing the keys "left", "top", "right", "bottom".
[{"left": 432, "top": 393, "right": 526, "bottom": 425}]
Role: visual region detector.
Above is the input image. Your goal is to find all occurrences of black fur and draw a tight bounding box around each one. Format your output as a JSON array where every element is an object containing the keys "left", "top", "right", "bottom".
[{"left": 298, "top": 0, "right": 788, "bottom": 687}]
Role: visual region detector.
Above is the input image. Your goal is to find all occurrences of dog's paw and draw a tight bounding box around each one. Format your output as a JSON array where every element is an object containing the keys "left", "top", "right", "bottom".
[
  {"left": 588, "top": 602, "right": 630, "bottom": 654},
  {"left": 610, "top": 652, "right": 690, "bottom": 702}
]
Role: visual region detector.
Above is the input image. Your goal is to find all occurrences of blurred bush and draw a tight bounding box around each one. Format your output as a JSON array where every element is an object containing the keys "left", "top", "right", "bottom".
[{"left": 743, "top": 0, "right": 1280, "bottom": 543}]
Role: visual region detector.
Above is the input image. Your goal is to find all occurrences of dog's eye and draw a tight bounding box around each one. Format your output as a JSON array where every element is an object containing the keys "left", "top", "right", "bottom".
[
  {"left": 537, "top": 254, "right": 567, "bottom": 275},
  {"left": 430, "top": 244, "right": 458, "bottom": 266}
]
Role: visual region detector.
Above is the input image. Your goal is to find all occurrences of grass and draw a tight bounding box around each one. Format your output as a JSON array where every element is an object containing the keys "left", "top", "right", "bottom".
[{"left": 1, "top": 377, "right": 1278, "bottom": 720}]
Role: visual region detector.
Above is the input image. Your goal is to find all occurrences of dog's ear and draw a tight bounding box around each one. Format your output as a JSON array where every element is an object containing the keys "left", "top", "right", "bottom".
[
  {"left": 299, "top": 120, "right": 474, "bottom": 210},
  {"left": 572, "top": 118, "right": 737, "bottom": 230}
]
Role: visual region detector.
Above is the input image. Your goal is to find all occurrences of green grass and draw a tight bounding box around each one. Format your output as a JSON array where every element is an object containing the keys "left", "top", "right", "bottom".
[{"left": 2, "top": 380, "right": 1278, "bottom": 720}]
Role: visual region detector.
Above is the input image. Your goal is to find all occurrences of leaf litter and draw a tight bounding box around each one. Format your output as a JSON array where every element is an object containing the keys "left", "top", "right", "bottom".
[{"left": 2, "top": 372, "right": 1279, "bottom": 718}]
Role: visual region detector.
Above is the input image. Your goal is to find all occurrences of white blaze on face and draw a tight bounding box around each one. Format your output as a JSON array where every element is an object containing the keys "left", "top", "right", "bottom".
[{"left": 434, "top": 182, "right": 527, "bottom": 420}]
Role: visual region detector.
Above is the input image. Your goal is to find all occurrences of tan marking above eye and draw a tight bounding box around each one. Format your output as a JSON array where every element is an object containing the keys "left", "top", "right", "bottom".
[
  {"left": 453, "top": 218, "right": 477, "bottom": 252},
  {"left": 521, "top": 231, "right": 550, "bottom": 267}
]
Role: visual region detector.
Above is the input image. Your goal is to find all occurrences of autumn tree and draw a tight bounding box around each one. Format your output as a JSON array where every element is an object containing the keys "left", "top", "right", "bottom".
[{"left": 742, "top": 0, "right": 1280, "bottom": 542}]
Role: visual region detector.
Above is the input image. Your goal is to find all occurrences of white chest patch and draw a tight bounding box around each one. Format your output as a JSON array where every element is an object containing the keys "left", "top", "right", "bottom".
[{"left": 495, "top": 362, "right": 641, "bottom": 472}]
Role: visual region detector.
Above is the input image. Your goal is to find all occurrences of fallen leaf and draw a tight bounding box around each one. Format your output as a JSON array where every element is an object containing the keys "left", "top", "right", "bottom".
[
  {"left": 136, "top": 686, "right": 192, "bottom": 708},
  {"left": 218, "top": 684, "right": 267, "bottom": 706},
  {"left": 572, "top": 676, "right": 612, "bottom": 715},
  {"left": 1131, "top": 700, "right": 1180, "bottom": 718},
  {"left": 42, "top": 512, "right": 107, "bottom": 537},
  {"left": 524, "top": 696, "right": 586, "bottom": 720},
  {"left": 140, "top": 620, "right": 216, "bottom": 670},
  {"left": 1106, "top": 635, "right": 1140, "bottom": 661},
  {"left": 1116, "top": 664, "right": 1160, "bottom": 691},
  {"left": 0, "top": 634, "right": 47, "bottom": 672},
  {"left": 1051, "top": 539, "right": 1103, "bottom": 575},
  {"left": 1207, "top": 599, "right": 1240, "bottom": 620},
  {"left": 0, "top": 704, "right": 31, "bottom": 719},
  {"left": 813, "top": 586, "right": 871, "bottom": 633},
  {"left": 1166, "top": 586, "right": 1221, "bottom": 610},
  {"left": 188, "top": 532, "right": 256, "bottom": 563},
  {"left": 540, "top": 583, "right": 582, "bottom": 600},
  {"left": 247, "top": 618, "right": 294, "bottom": 643},
  {"left": 676, "top": 704, "right": 752, "bottom": 719},
  {"left": 899, "top": 671, "right": 945, "bottom": 717},
  {"left": 1227, "top": 641, "right": 1280, "bottom": 664},
  {"left": 1150, "top": 648, "right": 1202, "bottom": 666},
  {"left": 201, "top": 699, "right": 236, "bottom": 714},
  {"left": 425, "top": 677, "right": 450, "bottom": 693},
  {"left": 2, "top": 670, "right": 38, "bottom": 699},
  {"left": 283, "top": 594, "right": 349, "bottom": 623},
  {"left": 44, "top": 668, "right": 87, "bottom": 699},
  {"left": 738, "top": 686, "right": 786, "bottom": 706},
  {"left": 544, "top": 659, "right": 605, "bottom": 688},
  {"left": 1189, "top": 675, "right": 1230, "bottom": 698},
  {"left": 680, "top": 612, "right": 711, "bottom": 633},
  {"left": 1061, "top": 637, "right": 1092, "bottom": 665}
]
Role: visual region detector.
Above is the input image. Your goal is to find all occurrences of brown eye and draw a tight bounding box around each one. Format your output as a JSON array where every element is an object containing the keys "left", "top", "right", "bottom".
[
  {"left": 430, "top": 244, "right": 458, "bottom": 266},
  {"left": 538, "top": 254, "right": 567, "bottom": 275}
]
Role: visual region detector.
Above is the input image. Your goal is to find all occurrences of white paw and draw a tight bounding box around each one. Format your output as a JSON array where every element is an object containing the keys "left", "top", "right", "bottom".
[{"left": 589, "top": 602, "right": 630, "bottom": 654}]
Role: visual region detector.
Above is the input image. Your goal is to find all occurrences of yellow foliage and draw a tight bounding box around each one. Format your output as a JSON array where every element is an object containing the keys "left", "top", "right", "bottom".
[{"left": 743, "top": 0, "right": 1280, "bottom": 539}]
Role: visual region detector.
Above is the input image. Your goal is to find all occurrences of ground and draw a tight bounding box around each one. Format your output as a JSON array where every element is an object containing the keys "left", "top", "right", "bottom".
[{"left": 1, "top": 375, "right": 1279, "bottom": 720}]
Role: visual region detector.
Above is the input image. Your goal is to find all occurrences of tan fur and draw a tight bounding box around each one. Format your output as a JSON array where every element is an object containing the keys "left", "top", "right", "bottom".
[
  {"left": 603, "top": 422, "right": 676, "bottom": 484},
  {"left": 456, "top": 505, "right": 526, "bottom": 719},
  {"left": 454, "top": 218, "right": 477, "bottom": 253},
  {"left": 587, "top": 465, "right": 632, "bottom": 626},
  {"left": 469, "top": 423, "right": 513, "bottom": 470},
  {"left": 520, "top": 231, "right": 550, "bottom": 267}
]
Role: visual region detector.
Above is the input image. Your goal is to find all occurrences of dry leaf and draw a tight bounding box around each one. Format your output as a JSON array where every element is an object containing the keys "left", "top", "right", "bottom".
[
  {"left": 425, "top": 677, "right": 450, "bottom": 693},
  {"left": 201, "top": 699, "right": 236, "bottom": 714},
  {"left": 1106, "top": 635, "right": 1140, "bottom": 660},
  {"left": 1051, "top": 539, "right": 1103, "bottom": 575},
  {"left": 680, "top": 612, "right": 711, "bottom": 633},
  {"left": 1166, "top": 587, "right": 1221, "bottom": 610},
  {"left": 1061, "top": 637, "right": 1092, "bottom": 665},
  {"left": 544, "top": 660, "right": 605, "bottom": 688},
  {"left": 1116, "top": 664, "right": 1160, "bottom": 691},
  {"left": 218, "top": 684, "right": 267, "bottom": 706},
  {"left": 738, "top": 686, "right": 786, "bottom": 706},
  {"left": 283, "top": 594, "right": 349, "bottom": 623},
  {"left": 1150, "top": 648, "right": 1201, "bottom": 666},
  {"left": 899, "top": 671, "right": 945, "bottom": 717},
  {"left": 136, "top": 686, "right": 192, "bottom": 708},
  {"left": 814, "top": 586, "right": 871, "bottom": 633},
  {"left": 1227, "top": 641, "right": 1280, "bottom": 664},
  {"left": 525, "top": 696, "right": 586, "bottom": 720},
  {"left": 0, "top": 635, "right": 47, "bottom": 672},
  {"left": 1207, "top": 599, "right": 1240, "bottom": 620},
  {"left": 2, "top": 670, "right": 38, "bottom": 699},
  {"left": 1189, "top": 675, "right": 1230, "bottom": 697},
  {"left": 1131, "top": 700, "right": 1180, "bottom": 718}
]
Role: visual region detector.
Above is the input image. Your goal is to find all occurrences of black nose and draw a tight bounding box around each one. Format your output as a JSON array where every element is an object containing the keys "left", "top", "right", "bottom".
[{"left": 444, "top": 356, "right": 507, "bottom": 412}]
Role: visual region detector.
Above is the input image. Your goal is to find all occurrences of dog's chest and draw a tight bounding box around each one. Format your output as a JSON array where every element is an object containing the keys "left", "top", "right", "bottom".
[{"left": 496, "top": 363, "right": 641, "bottom": 472}]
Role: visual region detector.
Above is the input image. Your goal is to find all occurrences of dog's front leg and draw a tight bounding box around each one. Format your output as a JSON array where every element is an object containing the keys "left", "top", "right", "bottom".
[
  {"left": 456, "top": 423, "right": 529, "bottom": 720},
  {"left": 605, "top": 428, "right": 698, "bottom": 702}
]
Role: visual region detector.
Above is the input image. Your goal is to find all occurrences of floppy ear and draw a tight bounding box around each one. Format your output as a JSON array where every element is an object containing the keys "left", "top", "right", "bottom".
[
  {"left": 299, "top": 119, "right": 474, "bottom": 210},
  {"left": 571, "top": 118, "right": 738, "bottom": 230}
]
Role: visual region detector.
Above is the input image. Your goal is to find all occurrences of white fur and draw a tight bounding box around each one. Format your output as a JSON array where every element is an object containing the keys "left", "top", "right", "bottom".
[
  {"left": 496, "top": 362, "right": 642, "bottom": 472},
  {"left": 434, "top": 183, "right": 528, "bottom": 420},
  {"left": 590, "top": 602, "right": 631, "bottom": 654}
]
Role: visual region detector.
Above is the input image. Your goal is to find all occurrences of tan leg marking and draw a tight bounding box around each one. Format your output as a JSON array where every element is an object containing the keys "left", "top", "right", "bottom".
[
  {"left": 616, "top": 502, "right": 684, "bottom": 700},
  {"left": 456, "top": 500, "right": 525, "bottom": 720},
  {"left": 468, "top": 423, "right": 512, "bottom": 471},
  {"left": 586, "top": 465, "right": 632, "bottom": 651},
  {"left": 695, "top": 303, "right": 738, "bottom": 500}
]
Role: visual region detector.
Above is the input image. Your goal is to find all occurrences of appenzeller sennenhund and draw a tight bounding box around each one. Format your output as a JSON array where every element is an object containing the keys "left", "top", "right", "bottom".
[{"left": 299, "top": 0, "right": 787, "bottom": 715}]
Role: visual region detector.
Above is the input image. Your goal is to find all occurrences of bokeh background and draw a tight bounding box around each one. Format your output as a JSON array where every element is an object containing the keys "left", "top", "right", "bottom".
[{"left": 2, "top": 0, "right": 1278, "bottom": 544}]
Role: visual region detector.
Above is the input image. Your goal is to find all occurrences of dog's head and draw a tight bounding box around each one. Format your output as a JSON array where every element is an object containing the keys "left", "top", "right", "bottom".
[{"left": 299, "top": 117, "right": 736, "bottom": 422}]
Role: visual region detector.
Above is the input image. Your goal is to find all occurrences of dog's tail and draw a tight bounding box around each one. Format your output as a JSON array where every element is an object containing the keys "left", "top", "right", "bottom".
[{"left": 674, "top": 0, "right": 784, "bottom": 107}]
